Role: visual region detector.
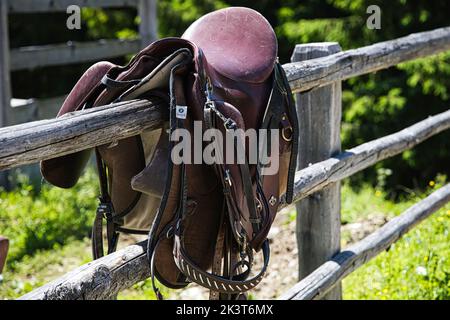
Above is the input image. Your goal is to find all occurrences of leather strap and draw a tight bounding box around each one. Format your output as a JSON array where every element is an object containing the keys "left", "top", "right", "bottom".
[
  {"left": 92, "top": 148, "right": 119, "bottom": 259},
  {"left": 174, "top": 235, "right": 270, "bottom": 294},
  {"left": 209, "top": 209, "right": 227, "bottom": 300},
  {"left": 275, "top": 62, "right": 299, "bottom": 204},
  {"left": 101, "top": 74, "right": 141, "bottom": 89},
  {"left": 147, "top": 54, "right": 193, "bottom": 299}
]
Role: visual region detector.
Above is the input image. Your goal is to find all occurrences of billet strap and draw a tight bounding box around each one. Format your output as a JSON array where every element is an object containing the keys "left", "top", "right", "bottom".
[
  {"left": 101, "top": 74, "right": 141, "bottom": 89},
  {"left": 203, "top": 100, "right": 261, "bottom": 241},
  {"left": 275, "top": 62, "right": 299, "bottom": 204},
  {"left": 174, "top": 235, "right": 270, "bottom": 294},
  {"left": 209, "top": 210, "right": 227, "bottom": 300},
  {"left": 146, "top": 53, "right": 194, "bottom": 299},
  {"left": 92, "top": 148, "right": 120, "bottom": 259},
  {"left": 92, "top": 210, "right": 104, "bottom": 259}
]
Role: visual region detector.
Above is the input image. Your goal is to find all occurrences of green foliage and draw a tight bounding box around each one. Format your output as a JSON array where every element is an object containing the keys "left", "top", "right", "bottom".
[
  {"left": 0, "top": 238, "right": 92, "bottom": 298},
  {"left": 81, "top": 8, "right": 138, "bottom": 40},
  {"left": 0, "top": 168, "right": 98, "bottom": 269}
]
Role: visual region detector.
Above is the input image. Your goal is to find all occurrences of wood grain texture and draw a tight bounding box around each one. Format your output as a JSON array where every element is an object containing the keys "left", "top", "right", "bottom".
[
  {"left": 10, "top": 39, "right": 141, "bottom": 71},
  {"left": 279, "top": 183, "right": 450, "bottom": 300},
  {"left": 6, "top": 0, "right": 139, "bottom": 13},
  {"left": 19, "top": 241, "right": 149, "bottom": 300},
  {"left": 292, "top": 43, "right": 343, "bottom": 300},
  {"left": 0, "top": 99, "right": 167, "bottom": 171},
  {"left": 283, "top": 27, "right": 450, "bottom": 93}
]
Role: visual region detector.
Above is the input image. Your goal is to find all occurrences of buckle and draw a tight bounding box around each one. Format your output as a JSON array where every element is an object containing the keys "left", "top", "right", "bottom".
[
  {"left": 97, "top": 201, "right": 114, "bottom": 221},
  {"left": 224, "top": 169, "right": 232, "bottom": 187},
  {"left": 223, "top": 118, "right": 237, "bottom": 130},
  {"left": 282, "top": 126, "right": 293, "bottom": 142}
]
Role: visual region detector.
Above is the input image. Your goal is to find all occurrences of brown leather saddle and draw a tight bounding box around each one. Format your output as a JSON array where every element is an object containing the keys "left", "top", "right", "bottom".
[{"left": 41, "top": 7, "right": 298, "bottom": 300}]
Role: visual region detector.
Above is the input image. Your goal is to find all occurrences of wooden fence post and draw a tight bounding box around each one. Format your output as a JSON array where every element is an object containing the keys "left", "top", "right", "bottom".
[
  {"left": 291, "top": 42, "right": 343, "bottom": 300},
  {"left": 138, "top": 0, "right": 158, "bottom": 48},
  {"left": 0, "top": 1, "right": 11, "bottom": 188}
]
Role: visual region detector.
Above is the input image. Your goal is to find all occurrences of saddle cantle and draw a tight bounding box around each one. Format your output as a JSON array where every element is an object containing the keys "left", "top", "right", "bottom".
[{"left": 40, "top": 7, "right": 298, "bottom": 300}]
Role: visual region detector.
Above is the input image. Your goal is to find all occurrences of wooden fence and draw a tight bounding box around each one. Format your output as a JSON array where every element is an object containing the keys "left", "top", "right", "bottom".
[
  {"left": 0, "top": 0, "right": 157, "bottom": 186},
  {"left": 1, "top": 0, "right": 157, "bottom": 124},
  {"left": 0, "top": 25, "right": 449, "bottom": 299}
]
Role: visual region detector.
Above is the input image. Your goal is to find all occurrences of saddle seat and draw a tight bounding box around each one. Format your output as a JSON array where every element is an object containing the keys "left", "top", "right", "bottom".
[{"left": 182, "top": 7, "right": 277, "bottom": 84}]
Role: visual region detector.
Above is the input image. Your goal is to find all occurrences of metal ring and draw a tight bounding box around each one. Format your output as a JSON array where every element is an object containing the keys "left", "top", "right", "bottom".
[
  {"left": 255, "top": 197, "right": 263, "bottom": 212},
  {"left": 282, "top": 126, "right": 293, "bottom": 142}
]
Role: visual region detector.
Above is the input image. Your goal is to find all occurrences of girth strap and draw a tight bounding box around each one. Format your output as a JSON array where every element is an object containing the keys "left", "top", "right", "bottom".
[
  {"left": 92, "top": 148, "right": 119, "bottom": 259},
  {"left": 174, "top": 235, "right": 270, "bottom": 294}
]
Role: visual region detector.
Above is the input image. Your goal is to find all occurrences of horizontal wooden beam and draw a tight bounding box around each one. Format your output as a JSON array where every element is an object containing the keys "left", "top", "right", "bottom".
[
  {"left": 6, "top": 0, "right": 139, "bottom": 13},
  {"left": 10, "top": 39, "right": 141, "bottom": 71},
  {"left": 0, "top": 99, "right": 166, "bottom": 171},
  {"left": 19, "top": 240, "right": 149, "bottom": 300},
  {"left": 283, "top": 26, "right": 450, "bottom": 93},
  {"left": 280, "top": 108, "right": 450, "bottom": 207},
  {"left": 0, "top": 98, "right": 449, "bottom": 191},
  {"left": 279, "top": 183, "right": 450, "bottom": 300}
]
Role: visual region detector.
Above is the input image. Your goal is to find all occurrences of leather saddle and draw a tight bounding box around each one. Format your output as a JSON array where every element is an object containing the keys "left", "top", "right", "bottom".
[{"left": 41, "top": 7, "right": 298, "bottom": 300}]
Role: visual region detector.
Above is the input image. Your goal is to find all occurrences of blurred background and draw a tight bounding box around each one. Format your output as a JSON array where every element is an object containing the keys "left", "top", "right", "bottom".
[{"left": 0, "top": 0, "right": 449, "bottom": 300}]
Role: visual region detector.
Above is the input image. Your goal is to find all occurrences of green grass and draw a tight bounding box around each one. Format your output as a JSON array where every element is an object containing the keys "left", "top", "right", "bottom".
[
  {"left": 340, "top": 175, "right": 450, "bottom": 300},
  {"left": 0, "top": 238, "right": 92, "bottom": 298},
  {"left": 342, "top": 183, "right": 450, "bottom": 300},
  {"left": 0, "top": 170, "right": 449, "bottom": 299},
  {"left": 0, "top": 168, "right": 98, "bottom": 269}
]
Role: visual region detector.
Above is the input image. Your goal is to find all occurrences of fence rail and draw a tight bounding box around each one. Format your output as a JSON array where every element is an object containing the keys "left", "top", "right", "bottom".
[
  {"left": 0, "top": 99, "right": 165, "bottom": 171},
  {"left": 10, "top": 39, "right": 142, "bottom": 71},
  {"left": 0, "top": 25, "right": 448, "bottom": 300},
  {"left": 6, "top": 0, "right": 139, "bottom": 13},
  {"left": 285, "top": 26, "right": 450, "bottom": 93},
  {"left": 279, "top": 183, "right": 450, "bottom": 300},
  {"left": 285, "top": 109, "right": 450, "bottom": 205}
]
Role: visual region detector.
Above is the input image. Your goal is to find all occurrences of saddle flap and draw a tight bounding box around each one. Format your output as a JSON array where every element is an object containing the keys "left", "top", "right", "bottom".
[{"left": 40, "top": 61, "right": 115, "bottom": 188}]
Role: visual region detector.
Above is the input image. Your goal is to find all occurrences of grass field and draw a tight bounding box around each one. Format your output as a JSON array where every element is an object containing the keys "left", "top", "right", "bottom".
[{"left": 0, "top": 169, "right": 448, "bottom": 300}]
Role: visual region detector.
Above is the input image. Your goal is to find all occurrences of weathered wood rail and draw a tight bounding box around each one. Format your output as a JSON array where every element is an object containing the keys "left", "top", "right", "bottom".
[
  {"left": 1, "top": 0, "right": 158, "bottom": 122},
  {"left": 10, "top": 39, "right": 143, "bottom": 71},
  {"left": 0, "top": 0, "right": 158, "bottom": 186},
  {"left": 285, "top": 26, "right": 450, "bottom": 93},
  {"left": 6, "top": 0, "right": 140, "bottom": 13},
  {"left": 279, "top": 183, "right": 450, "bottom": 300},
  {"left": 0, "top": 25, "right": 449, "bottom": 300}
]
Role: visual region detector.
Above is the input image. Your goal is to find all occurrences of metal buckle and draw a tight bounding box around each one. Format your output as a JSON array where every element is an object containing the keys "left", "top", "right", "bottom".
[
  {"left": 224, "top": 169, "right": 232, "bottom": 187},
  {"left": 97, "top": 202, "right": 114, "bottom": 221},
  {"left": 205, "top": 77, "right": 213, "bottom": 102},
  {"left": 223, "top": 118, "right": 237, "bottom": 130},
  {"left": 282, "top": 126, "right": 293, "bottom": 142}
]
